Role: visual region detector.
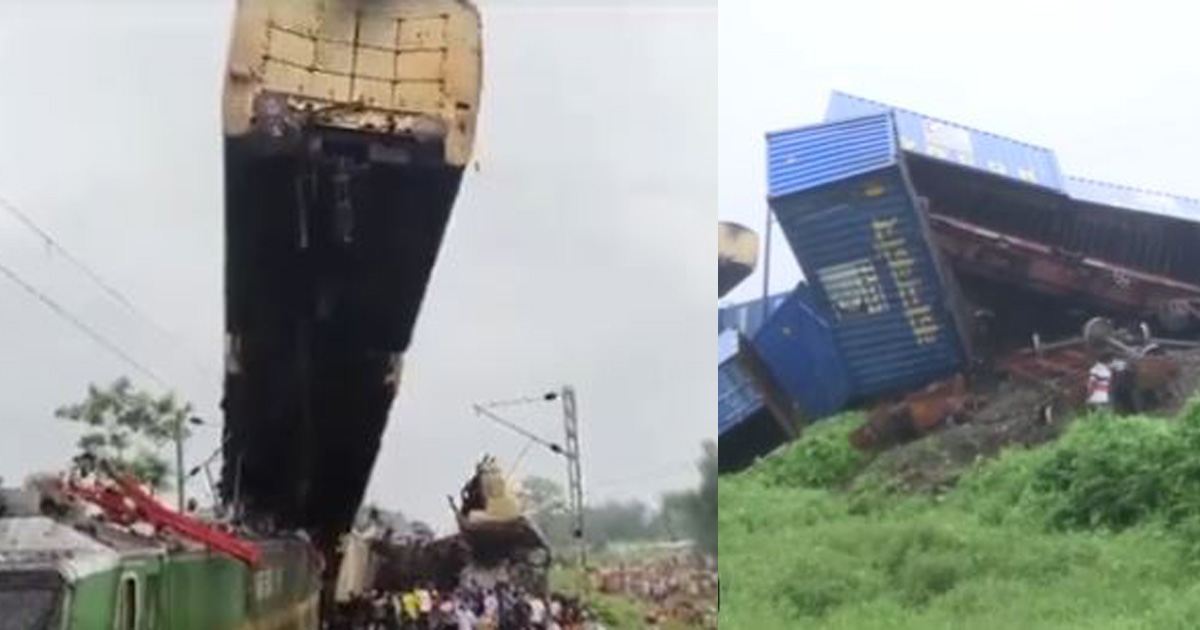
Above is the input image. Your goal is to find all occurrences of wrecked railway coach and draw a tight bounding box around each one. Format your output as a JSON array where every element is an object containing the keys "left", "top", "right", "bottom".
[
  {"left": 762, "top": 95, "right": 1200, "bottom": 405},
  {"left": 717, "top": 94, "right": 1200, "bottom": 466},
  {"left": 220, "top": 0, "right": 482, "bottom": 552},
  {"left": 822, "top": 93, "right": 1200, "bottom": 334},
  {"left": 766, "top": 113, "right": 971, "bottom": 399}
]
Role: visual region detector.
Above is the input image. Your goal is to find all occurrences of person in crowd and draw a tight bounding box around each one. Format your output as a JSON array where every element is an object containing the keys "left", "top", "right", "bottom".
[
  {"left": 367, "top": 590, "right": 390, "bottom": 630},
  {"left": 434, "top": 593, "right": 457, "bottom": 630},
  {"left": 479, "top": 588, "right": 499, "bottom": 630},
  {"left": 401, "top": 588, "right": 422, "bottom": 628},
  {"left": 526, "top": 594, "right": 546, "bottom": 630},
  {"left": 328, "top": 574, "right": 641, "bottom": 630},
  {"left": 496, "top": 584, "right": 517, "bottom": 630},
  {"left": 416, "top": 583, "right": 435, "bottom": 630},
  {"left": 454, "top": 597, "right": 477, "bottom": 630},
  {"left": 1087, "top": 353, "right": 1114, "bottom": 409}
]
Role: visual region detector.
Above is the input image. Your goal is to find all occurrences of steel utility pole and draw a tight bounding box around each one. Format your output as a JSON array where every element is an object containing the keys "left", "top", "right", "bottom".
[
  {"left": 761, "top": 205, "right": 773, "bottom": 324},
  {"left": 175, "top": 419, "right": 185, "bottom": 513},
  {"left": 473, "top": 386, "right": 589, "bottom": 592},
  {"left": 560, "top": 386, "right": 586, "bottom": 572},
  {"left": 175, "top": 416, "right": 205, "bottom": 513}
]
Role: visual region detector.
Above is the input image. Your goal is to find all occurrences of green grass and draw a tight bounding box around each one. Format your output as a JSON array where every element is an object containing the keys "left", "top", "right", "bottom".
[{"left": 719, "top": 403, "right": 1200, "bottom": 629}]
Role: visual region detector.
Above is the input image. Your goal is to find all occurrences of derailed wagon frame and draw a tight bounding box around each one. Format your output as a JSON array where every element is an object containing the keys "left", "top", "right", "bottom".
[{"left": 929, "top": 212, "right": 1200, "bottom": 334}]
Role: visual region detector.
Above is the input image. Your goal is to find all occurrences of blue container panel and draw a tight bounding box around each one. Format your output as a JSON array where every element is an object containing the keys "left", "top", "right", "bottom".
[
  {"left": 718, "top": 292, "right": 790, "bottom": 336},
  {"left": 718, "top": 332, "right": 764, "bottom": 436},
  {"left": 825, "top": 92, "right": 1065, "bottom": 192},
  {"left": 750, "top": 292, "right": 850, "bottom": 418},
  {"left": 718, "top": 407, "right": 788, "bottom": 474},
  {"left": 767, "top": 113, "right": 897, "bottom": 200},
  {"left": 770, "top": 167, "right": 965, "bottom": 396},
  {"left": 1066, "top": 176, "right": 1200, "bottom": 223}
]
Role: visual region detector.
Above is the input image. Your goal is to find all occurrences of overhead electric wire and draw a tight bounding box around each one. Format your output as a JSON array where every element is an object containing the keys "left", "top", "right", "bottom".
[
  {"left": 478, "top": 391, "right": 559, "bottom": 409},
  {"left": 508, "top": 438, "right": 538, "bottom": 478},
  {"left": 0, "top": 195, "right": 222, "bottom": 510},
  {"left": 0, "top": 256, "right": 169, "bottom": 389},
  {"left": 0, "top": 193, "right": 219, "bottom": 383},
  {"left": 473, "top": 404, "right": 565, "bottom": 455}
]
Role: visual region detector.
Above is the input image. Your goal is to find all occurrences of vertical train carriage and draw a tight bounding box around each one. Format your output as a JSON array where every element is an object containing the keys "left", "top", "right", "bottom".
[{"left": 220, "top": 0, "right": 482, "bottom": 552}]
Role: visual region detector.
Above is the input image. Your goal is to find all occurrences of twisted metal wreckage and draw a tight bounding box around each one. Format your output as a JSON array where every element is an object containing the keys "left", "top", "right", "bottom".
[{"left": 719, "top": 93, "right": 1200, "bottom": 471}]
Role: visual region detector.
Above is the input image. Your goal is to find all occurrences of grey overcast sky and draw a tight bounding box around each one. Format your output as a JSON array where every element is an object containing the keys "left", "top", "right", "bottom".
[
  {"left": 720, "top": 0, "right": 1200, "bottom": 305},
  {"left": 0, "top": 0, "right": 714, "bottom": 531}
]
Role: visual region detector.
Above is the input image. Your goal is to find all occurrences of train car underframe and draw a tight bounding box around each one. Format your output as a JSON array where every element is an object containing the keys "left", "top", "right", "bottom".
[{"left": 220, "top": 130, "right": 464, "bottom": 553}]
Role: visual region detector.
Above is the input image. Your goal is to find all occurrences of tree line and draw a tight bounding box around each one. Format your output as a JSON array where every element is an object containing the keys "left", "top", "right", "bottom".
[{"left": 520, "top": 441, "right": 716, "bottom": 557}]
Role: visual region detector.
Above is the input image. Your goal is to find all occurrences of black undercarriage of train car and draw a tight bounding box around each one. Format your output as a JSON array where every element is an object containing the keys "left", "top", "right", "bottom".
[
  {"left": 220, "top": 126, "right": 465, "bottom": 551},
  {"left": 907, "top": 156, "right": 1200, "bottom": 285}
]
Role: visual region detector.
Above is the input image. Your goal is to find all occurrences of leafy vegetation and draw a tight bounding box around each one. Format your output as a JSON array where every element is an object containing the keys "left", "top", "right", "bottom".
[
  {"left": 719, "top": 402, "right": 1200, "bottom": 629},
  {"left": 662, "top": 441, "right": 717, "bottom": 555},
  {"left": 748, "top": 413, "right": 867, "bottom": 490},
  {"left": 524, "top": 441, "right": 716, "bottom": 556},
  {"left": 56, "top": 377, "right": 193, "bottom": 490}
]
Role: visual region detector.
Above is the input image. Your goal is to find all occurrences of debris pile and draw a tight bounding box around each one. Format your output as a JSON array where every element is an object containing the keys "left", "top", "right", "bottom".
[
  {"left": 854, "top": 339, "right": 1200, "bottom": 494},
  {"left": 330, "top": 456, "right": 552, "bottom": 624}
]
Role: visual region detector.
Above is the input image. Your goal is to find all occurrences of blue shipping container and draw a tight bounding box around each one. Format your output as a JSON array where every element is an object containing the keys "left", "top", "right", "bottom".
[
  {"left": 825, "top": 92, "right": 1065, "bottom": 192},
  {"left": 718, "top": 290, "right": 852, "bottom": 471},
  {"left": 767, "top": 114, "right": 966, "bottom": 397},
  {"left": 767, "top": 113, "right": 897, "bottom": 200},
  {"left": 718, "top": 291, "right": 789, "bottom": 336},
  {"left": 749, "top": 291, "right": 850, "bottom": 419},
  {"left": 822, "top": 92, "right": 1200, "bottom": 226},
  {"left": 1065, "top": 176, "right": 1200, "bottom": 223},
  {"left": 718, "top": 330, "right": 762, "bottom": 437}
]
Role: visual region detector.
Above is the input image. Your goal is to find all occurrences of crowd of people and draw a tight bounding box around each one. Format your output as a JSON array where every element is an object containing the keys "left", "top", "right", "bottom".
[
  {"left": 593, "top": 553, "right": 717, "bottom": 629},
  {"left": 331, "top": 580, "right": 595, "bottom": 630}
]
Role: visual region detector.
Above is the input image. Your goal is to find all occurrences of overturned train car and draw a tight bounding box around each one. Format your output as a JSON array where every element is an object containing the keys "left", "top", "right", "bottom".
[
  {"left": 220, "top": 0, "right": 482, "bottom": 549},
  {"left": 814, "top": 93, "right": 1200, "bottom": 344},
  {"left": 718, "top": 94, "right": 1200, "bottom": 469},
  {"left": 762, "top": 94, "right": 1200, "bottom": 384}
]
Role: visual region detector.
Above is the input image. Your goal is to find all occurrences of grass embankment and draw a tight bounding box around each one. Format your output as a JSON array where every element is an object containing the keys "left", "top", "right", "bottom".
[{"left": 719, "top": 404, "right": 1200, "bottom": 629}]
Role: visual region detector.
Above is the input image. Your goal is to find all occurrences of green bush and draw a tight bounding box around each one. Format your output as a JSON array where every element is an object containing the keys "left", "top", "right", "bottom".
[
  {"left": 749, "top": 412, "right": 867, "bottom": 490},
  {"left": 954, "top": 404, "right": 1200, "bottom": 533},
  {"left": 718, "top": 402, "right": 1200, "bottom": 629},
  {"left": 775, "top": 552, "right": 871, "bottom": 618}
]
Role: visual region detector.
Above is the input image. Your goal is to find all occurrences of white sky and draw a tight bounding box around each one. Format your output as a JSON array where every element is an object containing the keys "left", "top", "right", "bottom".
[
  {"left": 0, "top": 0, "right": 714, "bottom": 531},
  {"left": 719, "top": 0, "right": 1200, "bottom": 304}
]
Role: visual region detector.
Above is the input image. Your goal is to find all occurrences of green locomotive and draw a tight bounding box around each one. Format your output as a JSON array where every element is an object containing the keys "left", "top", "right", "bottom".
[
  {"left": 0, "top": 485, "right": 321, "bottom": 630},
  {"left": 0, "top": 0, "right": 485, "bottom": 623}
]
